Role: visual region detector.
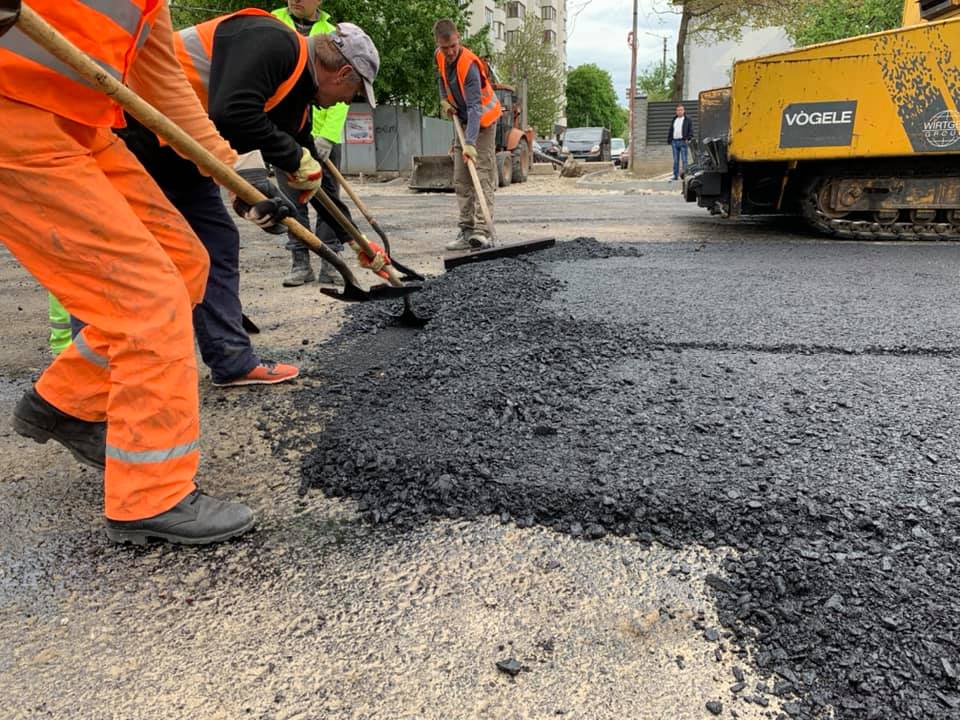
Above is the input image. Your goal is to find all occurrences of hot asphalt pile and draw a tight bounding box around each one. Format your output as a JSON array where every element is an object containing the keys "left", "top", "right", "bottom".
[{"left": 279, "top": 238, "right": 960, "bottom": 719}]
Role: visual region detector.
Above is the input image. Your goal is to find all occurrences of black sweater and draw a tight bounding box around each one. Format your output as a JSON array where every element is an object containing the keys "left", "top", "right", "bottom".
[
  {"left": 667, "top": 115, "right": 693, "bottom": 144},
  {"left": 115, "top": 15, "right": 319, "bottom": 188},
  {"left": 208, "top": 15, "right": 318, "bottom": 172}
]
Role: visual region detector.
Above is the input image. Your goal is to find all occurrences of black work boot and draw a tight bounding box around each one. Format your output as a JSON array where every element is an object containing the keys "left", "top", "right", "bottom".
[
  {"left": 106, "top": 489, "right": 255, "bottom": 546},
  {"left": 282, "top": 248, "right": 315, "bottom": 287},
  {"left": 316, "top": 253, "right": 345, "bottom": 286},
  {"left": 13, "top": 388, "right": 105, "bottom": 470}
]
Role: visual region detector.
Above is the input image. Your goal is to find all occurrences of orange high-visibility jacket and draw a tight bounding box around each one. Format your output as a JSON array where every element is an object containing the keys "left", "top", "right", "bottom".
[
  {"left": 0, "top": 0, "right": 162, "bottom": 127},
  {"left": 173, "top": 8, "right": 308, "bottom": 113},
  {"left": 435, "top": 46, "right": 501, "bottom": 128}
]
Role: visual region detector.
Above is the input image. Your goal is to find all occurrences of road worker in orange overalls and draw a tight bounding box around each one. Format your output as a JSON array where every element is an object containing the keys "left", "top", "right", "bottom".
[{"left": 0, "top": 0, "right": 287, "bottom": 544}]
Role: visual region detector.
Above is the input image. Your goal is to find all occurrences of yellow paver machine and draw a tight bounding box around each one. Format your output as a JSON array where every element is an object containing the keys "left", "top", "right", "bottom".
[{"left": 684, "top": 0, "right": 960, "bottom": 239}]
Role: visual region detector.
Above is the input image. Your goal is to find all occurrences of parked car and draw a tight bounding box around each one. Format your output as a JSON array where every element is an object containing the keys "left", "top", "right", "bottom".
[
  {"left": 611, "top": 137, "right": 625, "bottom": 166},
  {"left": 535, "top": 138, "right": 562, "bottom": 161},
  {"left": 561, "top": 127, "right": 611, "bottom": 162}
]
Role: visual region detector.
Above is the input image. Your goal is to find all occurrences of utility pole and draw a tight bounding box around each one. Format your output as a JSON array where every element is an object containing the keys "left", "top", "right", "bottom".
[
  {"left": 628, "top": 0, "right": 638, "bottom": 173},
  {"left": 662, "top": 36, "right": 668, "bottom": 82}
]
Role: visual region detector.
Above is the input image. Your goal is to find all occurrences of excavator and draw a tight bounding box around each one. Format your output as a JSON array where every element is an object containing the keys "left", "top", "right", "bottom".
[{"left": 683, "top": 0, "right": 960, "bottom": 240}]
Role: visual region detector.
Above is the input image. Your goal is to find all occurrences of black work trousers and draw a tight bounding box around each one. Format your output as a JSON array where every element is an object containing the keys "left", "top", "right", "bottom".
[{"left": 114, "top": 117, "right": 258, "bottom": 384}]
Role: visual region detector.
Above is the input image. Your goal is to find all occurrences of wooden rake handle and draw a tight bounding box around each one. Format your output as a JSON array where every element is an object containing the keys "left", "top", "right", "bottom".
[
  {"left": 451, "top": 116, "right": 495, "bottom": 235},
  {"left": 323, "top": 158, "right": 376, "bottom": 228},
  {"left": 15, "top": 3, "right": 362, "bottom": 281}
]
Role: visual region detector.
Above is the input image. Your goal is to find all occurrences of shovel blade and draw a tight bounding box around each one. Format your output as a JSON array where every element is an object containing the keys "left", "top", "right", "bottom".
[
  {"left": 443, "top": 238, "right": 556, "bottom": 270},
  {"left": 321, "top": 281, "right": 423, "bottom": 303},
  {"left": 384, "top": 300, "right": 431, "bottom": 328}
]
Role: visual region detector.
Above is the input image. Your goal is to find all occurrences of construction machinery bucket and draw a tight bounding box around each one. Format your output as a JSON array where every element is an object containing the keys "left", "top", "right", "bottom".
[{"left": 409, "top": 155, "right": 455, "bottom": 192}]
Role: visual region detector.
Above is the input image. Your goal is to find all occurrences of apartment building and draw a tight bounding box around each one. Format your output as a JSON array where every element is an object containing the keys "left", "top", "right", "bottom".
[{"left": 464, "top": 0, "right": 567, "bottom": 69}]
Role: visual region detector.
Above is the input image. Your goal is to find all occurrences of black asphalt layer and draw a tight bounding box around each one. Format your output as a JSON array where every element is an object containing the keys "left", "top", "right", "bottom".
[{"left": 283, "top": 238, "right": 960, "bottom": 719}]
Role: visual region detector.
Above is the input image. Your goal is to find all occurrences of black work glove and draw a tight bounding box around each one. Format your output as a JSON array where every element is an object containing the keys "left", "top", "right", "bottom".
[
  {"left": 233, "top": 168, "right": 296, "bottom": 235},
  {"left": 0, "top": 0, "right": 21, "bottom": 38}
]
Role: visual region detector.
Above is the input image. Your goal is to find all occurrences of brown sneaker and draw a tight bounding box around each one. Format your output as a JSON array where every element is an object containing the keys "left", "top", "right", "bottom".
[{"left": 213, "top": 362, "right": 299, "bottom": 387}]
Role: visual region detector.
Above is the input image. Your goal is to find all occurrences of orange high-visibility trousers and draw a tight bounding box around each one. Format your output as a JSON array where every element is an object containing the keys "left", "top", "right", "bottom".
[{"left": 0, "top": 95, "right": 210, "bottom": 521}]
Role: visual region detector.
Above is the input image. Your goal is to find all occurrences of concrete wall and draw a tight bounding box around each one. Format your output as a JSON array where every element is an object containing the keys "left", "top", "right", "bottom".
[{"left": 683, "top": 27, "right": 793, "bottom": 99}]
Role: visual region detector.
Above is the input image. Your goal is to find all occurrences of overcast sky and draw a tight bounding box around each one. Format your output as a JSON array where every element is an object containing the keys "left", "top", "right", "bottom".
[{"left": 566, "top": 0, "right": 680, "bottom": 107}]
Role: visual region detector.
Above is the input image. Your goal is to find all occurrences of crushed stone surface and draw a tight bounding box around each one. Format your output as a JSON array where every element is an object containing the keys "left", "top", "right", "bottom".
[{"left": 281, "top": 238, "right": 960, "bottom": 719}]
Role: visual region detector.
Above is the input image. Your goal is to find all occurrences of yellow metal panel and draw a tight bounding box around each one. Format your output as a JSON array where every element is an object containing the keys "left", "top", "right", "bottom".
[
  {"left": 729, "top": 17, "right": 960, "bottom": 161},
  {"left": 904, "top": 0, "right": 922, "bottom": 25}
]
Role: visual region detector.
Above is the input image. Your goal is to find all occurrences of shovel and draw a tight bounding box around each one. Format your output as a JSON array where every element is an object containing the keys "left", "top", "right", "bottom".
[
  {"left": 15, "top": 3, "right": 419, "bottom": 304},
  {"left": 451, "top": 116, "right": 495, "bottom": 243},
  {"left": 318, "top": 159, "right": 430, "bottom": 327},
  {"left": 307, "top": 184, "right": 430, "bottom": 327},
  {"left": 447, "top": 117, "right": 557, "bottom": 267}
]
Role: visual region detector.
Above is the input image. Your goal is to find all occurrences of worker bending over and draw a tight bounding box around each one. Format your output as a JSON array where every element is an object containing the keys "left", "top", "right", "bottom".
[
  {"left": 433, "top": 18, "right": 501, "bottom": 251},
  {"left": 0, "top": 0, "right": 283, "bottom": 544},
  {"left": 117, "top": 11, "right": 379, "bottom": 387},
  {"left": 272, "top": 0, "right": 354, "bottom": 287}
]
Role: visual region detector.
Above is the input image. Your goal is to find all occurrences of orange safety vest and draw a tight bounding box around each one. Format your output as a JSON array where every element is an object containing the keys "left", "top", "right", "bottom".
[
  {"left": 435, "top": 46, "right": 501, "bottom": 129},
  {"left": 174, "top": 8, "right": 308, "bottom": 114},
  {"left": 0, "top": 0, "right": 161, "bottom": 127}
]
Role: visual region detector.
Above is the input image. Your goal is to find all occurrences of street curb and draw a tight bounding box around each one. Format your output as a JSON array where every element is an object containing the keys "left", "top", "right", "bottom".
[{"left": 576, "top": 169, "right": 678, "bottom": 193}]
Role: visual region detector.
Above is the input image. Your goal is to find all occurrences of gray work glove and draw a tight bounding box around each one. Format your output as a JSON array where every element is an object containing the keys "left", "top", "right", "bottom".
[{"left": 314, "top": 137, "right": 334, "bottom": 163}]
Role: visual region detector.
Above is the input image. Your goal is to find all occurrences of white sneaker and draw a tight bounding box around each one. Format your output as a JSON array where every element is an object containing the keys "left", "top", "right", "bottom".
[
  {"left": 468, "top": 232, "right": 492, "bottom": 250},
  {"left": 445, "top": 229, "right": 473, "bottom": 252}
]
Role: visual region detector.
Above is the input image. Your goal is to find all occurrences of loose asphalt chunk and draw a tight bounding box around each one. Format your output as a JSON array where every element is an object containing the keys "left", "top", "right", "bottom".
[{"left": 278, "top": 238, "right": 960, "bottom": 719}]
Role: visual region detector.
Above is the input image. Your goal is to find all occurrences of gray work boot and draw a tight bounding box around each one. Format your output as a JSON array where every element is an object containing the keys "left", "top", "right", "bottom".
[
  {"left": 13, "top": 388, "right": 105, "bottom": 470},
  {"left": 316, "top": 254, "right": 345, "bottom": 286},
  {"left": 282, "top": 248, "right": 315, "bottom": 287},
  {"left": 106, "top": 489, "right": 255, "bottom": 546},
  {"left": 445, "top": 227, "right": 473, "bottom": 252},
  {"left": 468, "top": 230, "right": 493, "bottom": 250}
]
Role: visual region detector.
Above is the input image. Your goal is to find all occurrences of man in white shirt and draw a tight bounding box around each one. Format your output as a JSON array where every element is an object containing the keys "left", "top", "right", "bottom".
[{"left": 668, "top": 103, "right": 692, "bottom": 181}]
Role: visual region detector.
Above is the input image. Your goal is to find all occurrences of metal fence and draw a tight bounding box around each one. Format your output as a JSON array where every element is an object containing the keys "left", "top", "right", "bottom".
[
  {"left": 341, "top": 105, "right": 451, "bottom": 174},
  {"left": 646, "top": 101, "right": 698, "bottom": 146}
]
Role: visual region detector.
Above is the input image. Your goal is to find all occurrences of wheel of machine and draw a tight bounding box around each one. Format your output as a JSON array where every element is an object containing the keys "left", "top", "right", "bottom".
[
  {"left": 511, "top": 138, "right": 530, "bottom": 184},
  {"left": 909, "top": 209, "right": 937, "bottom": 223},
  {"left": 816, "top": 180, "right": 849, "bottom": 219},
  {"left": 497, "top": 151, "right": 512, "bottom": 187},
  {"left": 800, "top": 176, "right": 847, "bottom": 236},
  {"left": 947, "top": 209, "right": 960, "bottom": 233}
]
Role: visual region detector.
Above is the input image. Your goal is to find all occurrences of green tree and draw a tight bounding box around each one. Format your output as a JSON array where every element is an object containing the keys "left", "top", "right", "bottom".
[
  {"left": 785, "top": 0, "right": 902, "bottom": 46},
  {"left": 566, "top": 64, "right": 625, "bottom": 134},
  {"left": 637, "top": 59, "right": 676, "bottom": 101},
  {"left": 169, "top": 0, "right": 488, "bottom": 109},
  {"left": 494, "top": 15, "right": 566, "bottom": 135},
  {"left": 614, "top": 106, "right": 629, "bottom": 139},
  {"left": 665, "top": 0, "right": 794, "bottom": 100}
]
